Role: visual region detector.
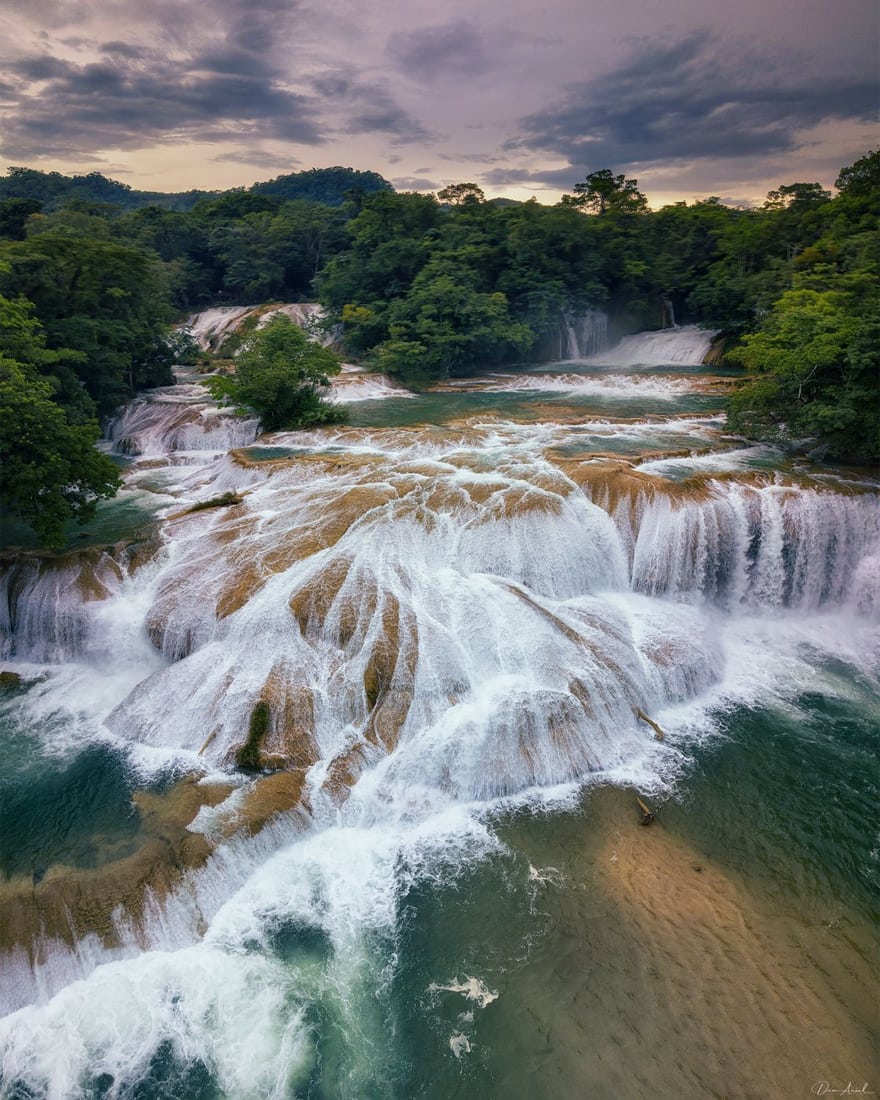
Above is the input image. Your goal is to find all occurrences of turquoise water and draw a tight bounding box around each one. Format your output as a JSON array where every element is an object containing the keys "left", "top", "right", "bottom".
[
  {"left": 344, "top": 388, "right": 723, "bottom": 429},
  {"left": 1, "top": 347, "right": 877, "bottom": 1098}
]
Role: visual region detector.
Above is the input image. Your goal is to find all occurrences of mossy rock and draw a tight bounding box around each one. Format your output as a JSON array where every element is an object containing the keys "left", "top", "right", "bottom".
[
  {"left": 235, "top": 701, "right": 271, "bottom": 770},
  {"left": 0, "top": 671, "right": 23, "bottom": 693}
]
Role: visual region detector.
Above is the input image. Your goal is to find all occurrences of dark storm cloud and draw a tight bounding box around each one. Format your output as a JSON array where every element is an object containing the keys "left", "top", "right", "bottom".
[
  {"left": 512, "top": 32, "right": 876, "bottom": 176},
  {"left": 387, "top": 20, "right": 489, "bottom": 81},
  {"left": 100, "top": 41, "right": 149, "bottom": 59},
  {"left": 7, "top": 55, "right": 76, "bottom": 81},
  {"left": 337, "top": 82, "right": 433, "bottom": 143},
  {"left": 1, "top": 0, "right": 432, "bottom": 160},
  {"left": 1, "top": 50, "right": 323, "bottom": 158}
]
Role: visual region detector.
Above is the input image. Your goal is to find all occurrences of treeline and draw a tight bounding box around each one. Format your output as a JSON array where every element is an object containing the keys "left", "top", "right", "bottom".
[
  {"left": 317, "top": 164, "right": 877, "bottom": 463},
  {"left": 1, "top": 156, "right": 877, "bottom": 548},
  {"left": 0, "top": 164, "right": 391, "bottom": 214}
]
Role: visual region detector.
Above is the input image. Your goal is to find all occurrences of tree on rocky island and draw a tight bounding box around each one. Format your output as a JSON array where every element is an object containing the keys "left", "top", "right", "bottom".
[{"left": 206, "top": 314, "right": 347, "bottom": 432}]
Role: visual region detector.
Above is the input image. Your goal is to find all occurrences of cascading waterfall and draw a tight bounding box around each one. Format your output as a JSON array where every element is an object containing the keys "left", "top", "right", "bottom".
[
  {"left": 185, "top": 302, "right": 333, "bottom": 353},
  {"left": 559, "top": 309, "right": 608, "bottom": 360},
  {"left": 106, "top": 381, "right": 260, "bottom": 457},
  {"left": 1, "top": 331, "right": 878, "bottom": 1098},
  {"left": 594, "top": 324, "right": 716, "bottom": 366}
]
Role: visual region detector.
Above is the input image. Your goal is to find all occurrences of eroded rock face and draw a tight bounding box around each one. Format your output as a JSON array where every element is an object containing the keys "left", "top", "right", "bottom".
[{"left": 0, "top": 770, "right": 314, "bottom": 958}]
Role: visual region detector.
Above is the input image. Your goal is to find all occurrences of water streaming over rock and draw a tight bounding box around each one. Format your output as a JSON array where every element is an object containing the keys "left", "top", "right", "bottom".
[
  {"left": 594, "top": 325, "right": 716, "bottom": 366},
  {"left": 106, "top": 381, "right": 260, "bottom": 457},
  {"left": 185, "top": 303, "right": 333, "bottom": 352},
  {"left": 1, "top": 332, "right": 877, "bottom": 1097},
  {"left": 559, "top": 309, "right": 608, "bottom": 360}
]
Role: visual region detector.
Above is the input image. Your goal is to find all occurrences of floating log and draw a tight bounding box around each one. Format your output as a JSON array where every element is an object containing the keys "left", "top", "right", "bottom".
[
  {"left": 197, "top": 728, "right": 219, "bottom": 755},
  {"left": 636, "top": 797, "right": 657, "bottom": 826},
  {"left": 636, "top": 707, "right": 665, "bottom": 741}
]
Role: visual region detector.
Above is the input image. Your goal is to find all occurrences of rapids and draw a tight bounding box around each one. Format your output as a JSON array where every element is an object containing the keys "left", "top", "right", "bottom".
[{"left": 1, "top": 325, "right": 877, "bottom": 1098}]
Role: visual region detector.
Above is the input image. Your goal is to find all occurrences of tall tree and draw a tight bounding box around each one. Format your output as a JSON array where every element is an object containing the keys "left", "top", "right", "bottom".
[{"left": 566, "top": 170, "right": 649, "bottom": 217}]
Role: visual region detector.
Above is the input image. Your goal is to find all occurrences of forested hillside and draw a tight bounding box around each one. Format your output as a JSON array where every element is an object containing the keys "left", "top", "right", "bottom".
[{"left": 1, "top": 153, "right": 877, "bottom": 548}]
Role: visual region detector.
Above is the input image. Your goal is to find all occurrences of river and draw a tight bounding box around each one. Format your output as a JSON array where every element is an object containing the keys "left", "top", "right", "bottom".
[{"left": 0, "top": 324, "right": 877, "bottom": 1099}]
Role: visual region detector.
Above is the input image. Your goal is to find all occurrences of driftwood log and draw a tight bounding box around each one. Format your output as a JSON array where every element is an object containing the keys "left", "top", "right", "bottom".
[
  {"left": 636, "top": 707, "right": 665, "bottom": 741},
  {"left": 636, "top": 797, "right": 657, "bottom": 826}
]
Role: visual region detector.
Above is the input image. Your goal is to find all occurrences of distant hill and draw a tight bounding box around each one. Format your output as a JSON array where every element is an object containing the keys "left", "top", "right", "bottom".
[
  {"left": 250, "top": 167, "right": 392, "bottom": 205},
  {"left": 0, "top": 167, "right": 212, "bottom": 212},
  {"left": 0, "top": 165, "right": 393, "bottom": 214}
]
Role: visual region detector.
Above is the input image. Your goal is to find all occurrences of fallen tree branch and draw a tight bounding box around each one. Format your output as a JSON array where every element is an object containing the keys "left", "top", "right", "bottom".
[{"left": 636, "top": 707, "right": 665, "bottom": 741}]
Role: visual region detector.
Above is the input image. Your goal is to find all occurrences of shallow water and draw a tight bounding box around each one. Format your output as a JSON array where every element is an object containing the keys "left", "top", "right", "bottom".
[{"left": 1, "top": 333, "right": 877, "bottom": 1098}]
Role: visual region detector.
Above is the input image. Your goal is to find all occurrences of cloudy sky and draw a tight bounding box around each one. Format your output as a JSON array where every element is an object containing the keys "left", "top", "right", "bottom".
[{"left": 1, "top": 0, "right": 876, "bottom": 206}]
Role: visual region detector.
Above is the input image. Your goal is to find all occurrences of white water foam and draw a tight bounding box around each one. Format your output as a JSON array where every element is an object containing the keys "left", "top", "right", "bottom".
[
  {"left": 477, "top": 372, "right": 693, "bottom": 399},
  {"left": 2, "top": 366, "right": 879, "bottom": 1095},
  {"left": 591, "top": 325, "right": 716, "bottom": 367},
  {"left": 185, "top": 303, "right": 334, "bottom": 353},
  {"left": 329, "top": 374, "right": 416, "bottom": 403}
]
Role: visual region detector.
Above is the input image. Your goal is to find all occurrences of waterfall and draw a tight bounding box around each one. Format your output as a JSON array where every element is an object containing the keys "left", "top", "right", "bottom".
[
  {"left": 0, "top": 553, "right": 122, "bottom": 663},
  {"left": 621, "top": 484, "right": 880, "bottom": 610},
  {"left": 559, "top": 309, "right": 608, "bottom": 360},
  {"left": 594, "top": 325, "right": 716, "bottom": 366},
  {"left": 106, "top": 381, "right": 259, "bottom": 457},
  {"left": 185, "top": 303, "right": 332, "bottom": 353},
  {"left": 1, "top": 362, "right": 878, "bottom": 1094}
]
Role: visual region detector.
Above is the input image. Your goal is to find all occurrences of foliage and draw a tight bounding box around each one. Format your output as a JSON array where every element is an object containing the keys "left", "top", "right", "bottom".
[
  {"left": 727, "top": 267, "right": 879, "bottom": 461},
  {"left": 376, "top": 268, "right": 533, "bottom": 381},
  {"left": 565, "top": 170, "right": 649, "bottom": 217},
  {"left": 0, "top": 232, "right": 176, "bottom": 415},
  {"left": 250, "top": 167, "right": 392, "bottom": 206},
  {"left": 0, "top": 166, "right": 211, "bottom": 212},
  {"left": 0, "top": 294, "right": 121, "bottom": 549},
  {"left": 0, "top": 198, "right": 42, "bottom": 240},
  {"left": 206, "top": 314, "right": 346, "bottom": 432},
  {"left": 437, "top": 183, "right": 485, "bottom": 206},
  {"left": 834, "top": 150, "right": 879, "bottom": 198}
]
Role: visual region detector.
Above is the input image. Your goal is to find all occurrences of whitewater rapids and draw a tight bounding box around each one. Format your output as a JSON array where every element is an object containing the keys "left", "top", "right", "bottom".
[{"left": 0, "top": 330, "right": 878, "bottom": 1098}]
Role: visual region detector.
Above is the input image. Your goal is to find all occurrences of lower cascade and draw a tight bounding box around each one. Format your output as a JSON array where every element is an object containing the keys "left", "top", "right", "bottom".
[{"left": 0, "top": 335, "right": 877, "bottom": 1098}]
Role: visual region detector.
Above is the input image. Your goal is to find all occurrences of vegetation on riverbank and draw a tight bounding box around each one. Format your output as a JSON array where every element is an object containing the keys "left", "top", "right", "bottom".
[{"left": 1, "top": 155, "right": 877, "bottom": 548}]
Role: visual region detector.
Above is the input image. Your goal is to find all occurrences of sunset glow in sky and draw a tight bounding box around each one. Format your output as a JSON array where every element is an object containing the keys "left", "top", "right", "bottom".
[{"left": 1, "top": 0, "right": 876, "bottom": 205}]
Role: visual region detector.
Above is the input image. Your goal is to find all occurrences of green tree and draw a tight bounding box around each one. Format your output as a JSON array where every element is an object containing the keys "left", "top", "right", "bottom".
[
  {"left": 728, "top": 270, "right": 879, "bottom": 462},
  {"left": 207, "top": 314, "right": 346, "bottom": 432},
  {"left": 0, "top": 198, "right": 42, "bottom": 240},
  {"left": 437, "top": 183, "right": 485, "bottom": 207},
  {"left": 0, "top": 294, "right": 120, "bottom": 549},
  {"left": 835, "top": 151, "right": 879, "bottom": 199},
  {"left": 566, "top": 170, "right": 649, "bottom": 217},
  {"left": 0, "top": 233, "right": 175, "bottom": 414},
  {"left": 375, "top": 267, "right": 533, "bottom": 381}
]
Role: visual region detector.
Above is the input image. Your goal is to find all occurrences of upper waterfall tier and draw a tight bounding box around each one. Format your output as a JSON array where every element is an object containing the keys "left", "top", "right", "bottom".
[
  {"left": 185, "top": 303, "right": 332, "bottom": 352},
  {"left": 593, "top": 326, "right": 716, "bottom": 366}
]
